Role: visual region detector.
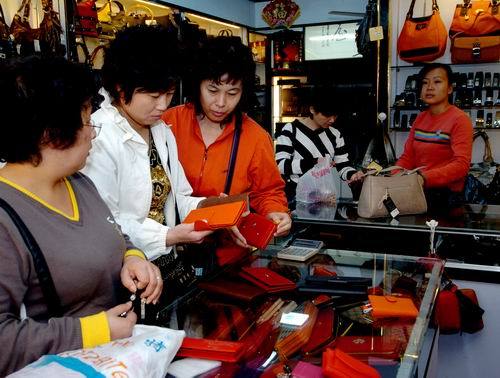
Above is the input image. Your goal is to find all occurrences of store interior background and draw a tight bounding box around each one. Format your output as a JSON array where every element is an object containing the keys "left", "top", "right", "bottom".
[{"left": 1, "top": 0, "right": 499, "bottom": 377}]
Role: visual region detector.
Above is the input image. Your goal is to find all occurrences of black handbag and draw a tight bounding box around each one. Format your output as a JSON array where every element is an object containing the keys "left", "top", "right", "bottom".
[{"left": 0, "top": 197, "right": 63, "bottom": 318}]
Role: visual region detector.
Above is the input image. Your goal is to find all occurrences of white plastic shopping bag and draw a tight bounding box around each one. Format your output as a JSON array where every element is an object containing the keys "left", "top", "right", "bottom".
[
  {"left": 9, "top": 325, "right": 185, "bottom": 378},
  {"left": 296, "top": 156, "right": 338, "bottom": 204}
]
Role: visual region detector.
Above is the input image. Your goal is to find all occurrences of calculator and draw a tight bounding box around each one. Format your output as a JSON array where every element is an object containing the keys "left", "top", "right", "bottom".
[{"left": 277, "top": 239, "right": 324, "bottom": 262}]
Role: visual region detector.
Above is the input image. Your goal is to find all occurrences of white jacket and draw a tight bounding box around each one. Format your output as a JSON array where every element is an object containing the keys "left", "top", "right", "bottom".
[{"left": 82, "top": 91, "right": 203, "bottom": 260}]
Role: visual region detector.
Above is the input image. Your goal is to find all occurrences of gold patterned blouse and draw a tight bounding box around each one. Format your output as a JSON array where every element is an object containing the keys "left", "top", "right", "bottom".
[{"left": 148, "top": 137, "right": 171, "bottom": 225}]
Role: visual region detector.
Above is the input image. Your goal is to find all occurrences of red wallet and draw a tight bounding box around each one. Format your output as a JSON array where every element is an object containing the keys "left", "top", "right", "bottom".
[
  {"left": 301, "top": 307, "right": 335, "bottom": 355},
  {"left": 334, "top": 335, "right": 403, "bottom": 361},
  {"left": 322, "top": 347, "right": 381, "bottom": 378},
  {"left": 183, "top": 201, "right": 247, "bottom": 231},
  {"left": 239, "top": 267, "right": 296, "bottom": 293},
  {"left": 176, "top": 337, "right": 246, "bottom": 362},
  {"left": 198, "top": 278, "right": 266, "bottom": 303},
  {"left": 238, "top": 213, "right": 277, "bottom": 249}
]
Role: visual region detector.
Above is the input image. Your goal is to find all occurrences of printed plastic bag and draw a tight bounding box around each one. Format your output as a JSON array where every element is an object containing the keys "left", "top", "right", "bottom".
[
  {"left": 9, "top": 325, "right": 185, "bottom": 378},
  {"left": 296, "top": 156, "right": 337, "bottom": 204}
]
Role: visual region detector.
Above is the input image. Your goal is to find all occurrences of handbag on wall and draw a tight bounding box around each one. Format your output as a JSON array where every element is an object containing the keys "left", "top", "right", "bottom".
[
  {"left": 39, "top": 0, "right": 63, "bottom": 56},
  {"left": 397, "top": 0, "right": 447, "bottom": 62},
  {"left": 357, "top": 166, "right": 427, "bottom": 218},
  {"left": 75, "top": 0, "right": 99, "bottom": 37},
  {"left": 10, "top": 0, "right": 39, "bottom": 56},
  {"left": 451, "top": 35, "right": 500, "bottom": 63},
  {"left": 449, "top": 0, "right": 500, "bottom": 38}
]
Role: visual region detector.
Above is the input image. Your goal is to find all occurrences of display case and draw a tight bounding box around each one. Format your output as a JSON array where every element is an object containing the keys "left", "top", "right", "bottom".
[{"left": 159, "top": 248, "right": 443, "bottom": 378}]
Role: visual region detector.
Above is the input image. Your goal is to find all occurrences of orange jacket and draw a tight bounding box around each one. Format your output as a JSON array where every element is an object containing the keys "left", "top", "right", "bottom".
[{"left": 162, "top": 104, "right": 288, "bottom": 216}]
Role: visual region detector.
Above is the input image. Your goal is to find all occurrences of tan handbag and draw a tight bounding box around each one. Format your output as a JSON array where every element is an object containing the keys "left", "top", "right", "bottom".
[{"left": 357, "top": 166, "right": 427, "bottom": 218}]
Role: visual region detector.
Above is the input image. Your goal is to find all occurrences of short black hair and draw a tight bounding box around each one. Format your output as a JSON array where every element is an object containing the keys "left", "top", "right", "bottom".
[
  {"left": 0, "top": 56, "right": 98, "bottom": 165},
  {"left": 418, "top": 63, "right": 453, "bottom": 87},
  {"left": 101, "top": 25, "right": 180, "bottom": 103},
  {"left": 307, "top": 87, "right": 341, "bottom": 117},
  {"left": 186, "top": 36, "right": 256, "bottom": 116}
]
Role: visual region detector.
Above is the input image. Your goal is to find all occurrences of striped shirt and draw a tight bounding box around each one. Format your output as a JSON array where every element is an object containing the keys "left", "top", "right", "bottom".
[{"left": 275, "top": 120, "right": 356, "bottom": 190}]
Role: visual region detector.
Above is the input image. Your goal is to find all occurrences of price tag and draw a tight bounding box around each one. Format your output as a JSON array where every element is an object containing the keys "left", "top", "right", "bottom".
[{"left": 369, "top": 26, "right": 384, "bottom": 41}]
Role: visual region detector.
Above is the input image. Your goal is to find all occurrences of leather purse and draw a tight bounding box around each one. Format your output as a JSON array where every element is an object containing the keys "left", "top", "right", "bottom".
[
  {"left": 238, "top": 212, "right": 277, "bottom": 250},
  {"left": 357, "top": 166, "right": 427, "bottom": 218},
  {"left": 176, "top": 337, "right": 245, "bottom": 362},
  {"left": 397, "top": 0, "right": 447, "bottom": 63},
  {"left": 239, "top": 266, "right": 296, "bottom": 293},
  {"left": 449, "top": 0, "right": 500, "bottom": 38},
  {"left": 301, "top": 307, "right": 336, "bottom": 355},
  {"left": 183, "top": 200, "right": 247, "bottom": 231},
  {"left": 39, "top": 0, "right": 63, "bottom": 56},
  {"left": 368, "top": 295, "right": 419, "bottom": 319},
  {"left": 451, "top": 35, "right": 500, "bottom": 63},
  {"left": 322, "top": 347, "right": 381, "bottom": 378},
  {"left": 198, "top": 277, "right": 266, "bottom": 303},
  {"left": 75, "top": 0, "right": 99, "bottom": 37},
  {"left": 10, "top": 0, "right": 39, "bottom": 55}
]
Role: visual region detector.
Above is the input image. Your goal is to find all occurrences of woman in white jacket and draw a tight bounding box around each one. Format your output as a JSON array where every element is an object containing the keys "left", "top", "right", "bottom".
[{"left": 82, "top": 27, "right": 213, "bottom": 310}]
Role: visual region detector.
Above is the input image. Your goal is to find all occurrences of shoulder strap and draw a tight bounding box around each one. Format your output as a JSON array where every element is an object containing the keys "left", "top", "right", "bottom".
[
  {"left": 223, "top": 113, "right": 242, "bottom": 194},
  {"left": 0, "top": 197, "right": 63, "bottom": 318}
]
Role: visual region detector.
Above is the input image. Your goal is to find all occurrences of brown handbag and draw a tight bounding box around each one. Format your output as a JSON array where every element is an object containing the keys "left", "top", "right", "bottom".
[
  {"left": 10, "top": 0, "right": 39, "bottom": 48},
  {"left": 451, "top": 34, "right": 500, "bottom": 63},
  {"left": 39, "top": 0, "right": 63, "bottom": 55},
  {"left": 357, "top": 166, "right": 427, "bottom": 218},
  {"left": 397, "top": 0, "right": 447, "bottom": 63},
  {"left": 449, "top": 0, "right": 500, "bottom": 38}
]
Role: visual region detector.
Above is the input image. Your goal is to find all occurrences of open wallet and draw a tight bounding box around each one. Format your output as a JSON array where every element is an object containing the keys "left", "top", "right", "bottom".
[
  {"left": 239, "top": 267, "right": 296, "bottom": 293},
  {"left": 334, "top": 335, "right": 403, "bottom": 362},
  {"left": 183, "top": 200, "right": 247, "bottom": 231},
  {"left": 368, "top": 295, "right": 419, "bottom": 319},
  {"left": 176, "top": 337, "right": 245, "bottom": 362},
  {"left": 238, "top": 212, "right": 277, "bottom": 249}
]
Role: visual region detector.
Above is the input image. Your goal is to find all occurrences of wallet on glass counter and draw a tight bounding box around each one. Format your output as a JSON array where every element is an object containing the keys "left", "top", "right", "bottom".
[
  {"left": 177, "top": 338, "right": 245, "bottom": 363},
  {"left": 298, "top": 275, "right": 371, "bottom": 296},
  {"left": 239, "top": 267, "right": 296, "bottom": 293}
]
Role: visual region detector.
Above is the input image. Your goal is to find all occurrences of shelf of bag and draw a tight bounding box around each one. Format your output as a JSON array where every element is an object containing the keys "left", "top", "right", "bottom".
[{"left": 391, "top": 63, "right": 500, "bottom": 69}]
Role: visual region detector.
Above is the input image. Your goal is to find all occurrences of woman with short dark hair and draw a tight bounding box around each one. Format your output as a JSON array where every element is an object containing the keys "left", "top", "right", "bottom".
[
  {"left": 396, "top": 63, "right": 473, "bottom": 208},
  {"left": 275, "top": 87, "right": 364, "bottom": 204},
  {"left": 162, "top": 36, "right": 291, "bottom": 246},
  {"left": 0, "top": 56, "right": 161, "bottom": 375}
]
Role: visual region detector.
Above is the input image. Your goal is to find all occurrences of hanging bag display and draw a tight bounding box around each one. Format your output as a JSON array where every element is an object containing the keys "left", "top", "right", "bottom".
[
  {"left": 397, "top": 0, "right": 447, "bottom": 62},
  {"left": 39, "top": 0, "right": 63, "bottom": 56},
  {"left": 449, "top": 0, "right": 500, "bottom": 38},
  {"left": 75, "top": 0, "right": 99, "bottom": 37},
  {"left": 357, "top": 166, "right": 427, "bottom": 218},
  {"left": 0, "top": 3, "right": 16, "bottom": 60}
]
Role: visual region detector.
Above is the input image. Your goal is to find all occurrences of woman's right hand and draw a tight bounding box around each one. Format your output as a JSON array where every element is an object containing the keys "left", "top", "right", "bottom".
[
  {"left": 165, "top": 223, "right": 213, "bottom": 246},
  {"left": 106, "top": 302, "right": 137, "bottom": 340}
]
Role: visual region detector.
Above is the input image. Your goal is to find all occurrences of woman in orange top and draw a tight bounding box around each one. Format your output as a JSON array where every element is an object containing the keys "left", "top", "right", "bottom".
[{"left": 162, "top": 36, "right": 291, "bottom": 238}]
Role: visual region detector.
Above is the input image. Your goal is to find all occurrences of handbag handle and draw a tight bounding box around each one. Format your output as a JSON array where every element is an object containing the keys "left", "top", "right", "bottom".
[
  {"left": 364, "top": 165, "right": 425, "bottom": 177},
  {"left": 126, "top": 3, "right": 154, "bottom": 19},
  {"left": 0, "top": 197, "right": 63, "bottom": 318},
  {"left": 407, "top": 0, "right": 439, "bottom": 19},
  {"left": 473, "top": 130, "right": 494, "bottom": 164},
  {"left": 16, "top": 0, "right": 32, "bottom": 20}
]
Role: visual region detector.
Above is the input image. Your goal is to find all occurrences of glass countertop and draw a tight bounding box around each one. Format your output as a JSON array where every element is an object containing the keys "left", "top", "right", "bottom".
[
  {"left": 293, "top": 200, "right": 500, "bottom": 237},
  {"left": 160, "top": 248, "right": 444, "bottom": 378}
]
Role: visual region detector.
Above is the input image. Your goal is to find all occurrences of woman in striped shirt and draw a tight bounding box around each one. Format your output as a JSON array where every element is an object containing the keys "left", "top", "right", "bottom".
[{"left": 275, "top": 88, "right": 364, "bottom": 204}]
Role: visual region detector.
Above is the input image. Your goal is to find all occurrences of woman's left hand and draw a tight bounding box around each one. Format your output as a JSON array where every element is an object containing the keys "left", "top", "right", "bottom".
[
  {"left": 121, "top": 256, "right": 163, "bottom": 305},
  {"left": 266, "top": 212, "right": 292, "bottom": 237}
]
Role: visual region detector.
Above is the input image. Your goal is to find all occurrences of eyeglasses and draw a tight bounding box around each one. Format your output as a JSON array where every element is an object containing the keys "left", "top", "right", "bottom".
[{"left": 84, "top": 120, "right": 102, "bottom": 137}]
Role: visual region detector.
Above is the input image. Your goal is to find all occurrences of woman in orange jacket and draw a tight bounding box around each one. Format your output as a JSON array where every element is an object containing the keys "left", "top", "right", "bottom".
[{"left": 162, "top": 36, "right": 291, "bottom": 240}]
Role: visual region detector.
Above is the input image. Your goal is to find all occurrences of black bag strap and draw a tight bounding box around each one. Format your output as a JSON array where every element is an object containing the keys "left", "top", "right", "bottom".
[
  {"left": 407, "top": 0, "right": 439, "bottom": 19},
  {"left": 223, "top": 113, "right": 242, "bottom": 194},
  {"left": 0, "top": 197, "right": 63, "bottom": 318}
]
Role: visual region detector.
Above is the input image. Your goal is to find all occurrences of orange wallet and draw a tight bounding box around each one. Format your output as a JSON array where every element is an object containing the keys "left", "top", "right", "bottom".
[
  {"left": 176, "top": 337, "right": 245, "bottom": 362},
  {"left": 183, "top": 201, "right": 247, "bottom": 231},
  {"left": 368, "top": 295, "right": 419, "bottom": 319}
]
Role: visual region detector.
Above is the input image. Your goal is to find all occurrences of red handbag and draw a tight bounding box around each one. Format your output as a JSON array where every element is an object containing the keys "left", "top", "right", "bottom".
[
  {"left": 449, "top": 0, "right": 500, "bottom": 38},
  {"left": 75, "top": 0, "right": 99, "bottom": 37},
  {"left": 397, "top": 0, "right": 447, "bottom": 62},
  {"left": 433, "top": 280, "right": 484, "bottom": 334}
]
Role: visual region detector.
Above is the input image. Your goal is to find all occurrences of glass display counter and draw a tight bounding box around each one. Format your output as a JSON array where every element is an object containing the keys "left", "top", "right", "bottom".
[
  {"left": 160, "top": 248, "right": 443, "bottom": 378},
  {"left": 292, "top": 200, "right": 500, "bottom": 266}
]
